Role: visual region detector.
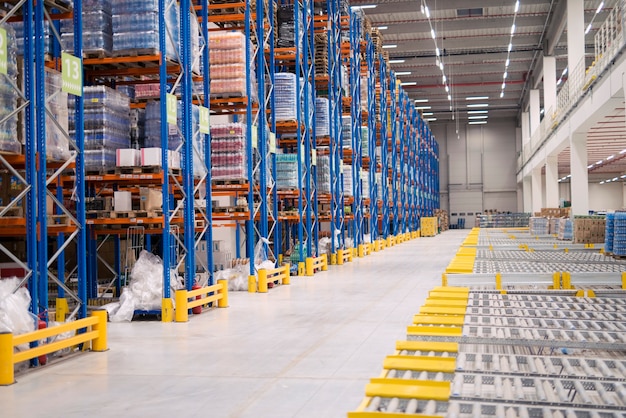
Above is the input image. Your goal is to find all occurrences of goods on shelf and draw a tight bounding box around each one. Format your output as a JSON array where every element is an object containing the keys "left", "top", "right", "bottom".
[
  {"left": 210, "top": 123, "right": 247, "bottom": 181},
  {"left": 529, "top": 217, "right": 549, "bottom": 235},
  {"left": 277, "top": 4, "right": 303, "bottom": 49},
  {"left": 613, "top": 211, "right": 626, "bottom": 256},
  {"left": 315, "top": 98, "right": 329, "bottom": 137},
  {"left": 341, "top": 115, "right": 352, "bottom": 147},
  {"left": 209, "top": 31, "right": 253, "bottom": 98},
  {"left": 275, "top": 72, "right": 297, "bottom": 122},
  {"left": 0, "top": 24, "right": 20, "bottom": 154},
  {"left": 557, "top": 218, "right": 573, "bottom": 240},
  {"left": 276, "top": 153, "right": 302, "bottom": 190},
  {"left": 70, "top": 86, "right": 130, "bottom": 169},
  {"left": 606, "top": 212, "right": 615, "bottom": 253},
  {"left": 44, "top": 69, "right": 71, "bottom": 161},
  {"left": 343, "top": 164, "right": 353, "bottom": 196},
  {"left": 316, "top": 155, "right": 330, "bottom": 194},
  {"left": 112, "top": 0, "right": 179, "bottom": 61},
  {"left": 60, "top": 7, "right": 113, "bottom": 57},
  {"left": 573, "top": 216, "right": 606, "bottom": 244}
]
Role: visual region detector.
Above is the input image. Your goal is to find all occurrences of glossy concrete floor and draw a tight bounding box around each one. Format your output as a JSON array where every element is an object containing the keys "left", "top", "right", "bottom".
[{"left": 1, "top": 230, "right": 467, "bottom": 418}]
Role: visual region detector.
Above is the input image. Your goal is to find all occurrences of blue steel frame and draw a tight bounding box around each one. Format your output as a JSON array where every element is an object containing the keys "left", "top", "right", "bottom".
[
  {"left": 379, "top": 58, "right": 389, "bottom": 239},
  {"left": 366, "top": 33, "right": 377, "bottom": 242},
  {"left": 389, "top": 73, "right": 398, "bottom": 236},
  {"left": 328, "top": 0, "right": 344, "bottom": 254},
  {"left": 349, "top": 10, "right": 363, "bottom": 248}
]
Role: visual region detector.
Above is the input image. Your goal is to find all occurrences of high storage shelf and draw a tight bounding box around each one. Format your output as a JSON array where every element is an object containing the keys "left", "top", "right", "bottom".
[{"left": 0, "top": 0, "right": 440, "bottom": 328}]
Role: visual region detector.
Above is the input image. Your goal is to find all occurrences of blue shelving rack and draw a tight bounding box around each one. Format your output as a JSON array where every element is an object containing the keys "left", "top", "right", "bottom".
[
  {"left": 365, "top": 33, "right": 377, "bottom": 244},
  {"left": 378, "top": 57, "right": 389, "bottom": 240},
  {"left": 327, "top": 0, "right": 344, "bottom": 262},
  {"left": 349, "top": 9, "right": 363, "bottom": 250}
]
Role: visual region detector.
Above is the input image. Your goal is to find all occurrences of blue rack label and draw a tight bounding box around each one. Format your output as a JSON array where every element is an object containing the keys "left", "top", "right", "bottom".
[
  {"left": 0, "top": 28, "right": 6, "bottom": 75},
  {"left": 166, "top": 94, "right": 177, "bottom": 125},
  {"left": 62, "top": 52, "right": 82, "bottom": 96},
  {"left": 199, "top": 106, "right": 209, "bottom": 134}
]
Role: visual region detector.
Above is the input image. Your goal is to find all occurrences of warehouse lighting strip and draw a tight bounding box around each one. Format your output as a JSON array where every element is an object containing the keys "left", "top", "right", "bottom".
[
  {"left": 500, "top": 0, "right": 520, "bottom": 98},
  {"left": 420, "top": 0, "right": 452, "bottom": 110}
]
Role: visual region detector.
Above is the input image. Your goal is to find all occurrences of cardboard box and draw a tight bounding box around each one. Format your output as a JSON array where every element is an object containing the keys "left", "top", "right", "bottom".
[
  {"left": 114, "top": 191, "right": 132, "bottom": 212},
  {"left": 141, "top": 147, "right": 162, "bottom": 166},
  {"left": 116, "top": 148, "right": 140, "bottom": 167},
  {"left": 139, "top": 188, "right": 162, "bottom": 212}
]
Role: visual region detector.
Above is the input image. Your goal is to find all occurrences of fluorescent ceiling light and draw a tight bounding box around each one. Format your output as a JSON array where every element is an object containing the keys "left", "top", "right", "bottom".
[
  {"left": 414, "top": 99, "right": 429, "bottom": 103},
  {"left": 515, "top": 0, "right": 520, "bottom": 13},
  {"left": 377, "top": 26, "right": 388, "bottom": 30},
  {"left": 382, "top": 44, "right": 397, "bottom": 49},
  {"left": 389, "top": 59, "right": 405, "bottom": 64},
  {"left": 469, "top": 121, "right": 487, "bottom": 125},
  {"left": 422, "top": 112, "right": 434, "bottom": 116},
  {"left": 351, "top": 4, "right": 376, "bottom": 9},
  {"left": 395, "top": 71, "right": 411, "bottom": 76},
  {"left": 468, "top": 110, "right": 488, "bottom": 114},
  {"left": 425, "top": 118, "right": 437, "bottom": 121},
  {"left": 466, "top": 96, "right": 489, "bottom": 100},
  {"left": 607, "top": 155, "right": 614, "bottom": 160},
  {"left": 401, "top": 81, "right": 416, "bottom": 86},
  {"left": 468, "top": 115, "right": 488, "bottom": 119},
  {"left": 416, "top": 106, "right": 431, "bottom": 110},
  {"left": 467, "top": 103, "right": 489, "bottom": 108}
]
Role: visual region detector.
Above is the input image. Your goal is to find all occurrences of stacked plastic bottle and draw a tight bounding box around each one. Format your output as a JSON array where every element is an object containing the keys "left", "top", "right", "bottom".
[
  {"left": 316, "top": 155, "right": 330, "bottom": 194},
  {"left": 209, "top": 31, "right": 250, "bottom": 97},
  {"left": 341, "top": 115, "right": 352, "bottom": 147},
  {"left": 605, "top": 212, "right": 615, "bottom": 254},
  {"left": 276, "top": 154, "right": 302, "bottom": 190},
  {"left": 361, "top": 126, "right": 369, "bottom": 157},
  {"left": 275, "top": 73, "right": 297, "bottom": 122},
  {"left": 613, "top": 211, "right": 626, "bottom": 256},
  {"left": 315, "top": 98, "right": 329, "bottom": 137},
  {"left": 0, "top": 25, "right": 19, "bottom": 154},
  {"left": 45, "top": 69, "right": 70, "bottom": 161},
  {"left": 343, "top": 165, "right": 353, "bottom": 196},
  {"left": 210, "top": 123, "right": 246, "bottom": 180},
  {"left": 529, "top": 217, "right": 549, "bottom": 236},
  {"left": 144, "top": 100, "right": 199, "bottom": 152},
  {"left": 112, "top": 0, "right": 178, "bottom": 60},
  {"left": 557, "top": 218, "right": 573, "bottom": 241},
  {"left": 10, "top": 20, "right": 52, "bottom": 56},
  {"left": 69, "top": 86, "right": 130, "bottom": 170},
  {"left": 61, "top": 0, "right": 113, "bottom": 56}
]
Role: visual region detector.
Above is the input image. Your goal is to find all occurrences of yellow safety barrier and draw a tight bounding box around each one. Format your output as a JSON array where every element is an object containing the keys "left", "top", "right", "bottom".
[
  {"left": 305, "top": 255, "right": 327, "bottom": 276},
  {"left": 258, "top": 264, "right": 291, "bottom": 292},
  {"left": 175, "top": 279, "right": 229, "bottom": 322},
  {"left": 0, "top": 310, "right": 108, "bottom": 385}
]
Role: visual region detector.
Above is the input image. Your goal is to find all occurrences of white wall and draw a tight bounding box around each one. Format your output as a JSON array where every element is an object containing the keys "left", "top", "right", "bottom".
[{"left": 433, "top": 119, "right": 518, "bottom": 222}]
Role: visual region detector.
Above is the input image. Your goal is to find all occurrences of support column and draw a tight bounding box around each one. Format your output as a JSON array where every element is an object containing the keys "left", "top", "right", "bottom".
[
  {"left": 567, "top": 0, "right": 585, "bottom": 93},
  {"left": 529, "top": 89, "right": 541, "bottom": 139},
  {"left": 545, "top": 155, "right": 559, "bottom": 208},
  {"left": 543, "top": 55, "right": 557, "bottom": 117},
  {"left": 523, "top": 177, "right": 532, "bottom": 213},
  {"left": 531, "top": 168, "right": 543, "bottom": 214},
  {"left": 570, "top": 132, "right": 589, "bottom": 216}
]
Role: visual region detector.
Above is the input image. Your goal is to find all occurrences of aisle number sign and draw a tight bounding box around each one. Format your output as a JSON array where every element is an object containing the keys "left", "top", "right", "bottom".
[
  {"left": 199, "top": 106, "right": 209, "bottom": 134},
  {"left": 0, "top": 28, "right": 7, "bottom": 75},
  {"left": 166, "top": 94, "right": 177, "bottom": 125},
  {"left": 62, "top": 52, "right": 82, "bottom": 96}
]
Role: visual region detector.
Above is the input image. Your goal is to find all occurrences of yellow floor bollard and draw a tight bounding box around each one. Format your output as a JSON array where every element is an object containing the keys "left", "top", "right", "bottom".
[
  {"left": 258, "top": 270, "right": 268, "bottom": 293},
  {"left": 0, "top": 332, "right": 14, "bottom": 385},
  {"left": 217, "top": 279, "right": 229, "bottom": 307},
  {"left": 174, "top": 291, "right": 188, "bottom": 322},
  {"left": 91, "top": 310, "right": 108, "bottom": 352}
]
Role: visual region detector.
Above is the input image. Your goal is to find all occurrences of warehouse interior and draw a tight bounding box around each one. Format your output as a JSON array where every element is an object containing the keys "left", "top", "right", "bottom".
[{"left": 2, "top": 0, "right": 626, "bottom": 417}]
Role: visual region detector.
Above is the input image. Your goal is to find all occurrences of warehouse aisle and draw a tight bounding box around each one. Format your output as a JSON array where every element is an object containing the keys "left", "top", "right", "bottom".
[{"left": 1, "top": 230, "right": 468, "bottom": 418}]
